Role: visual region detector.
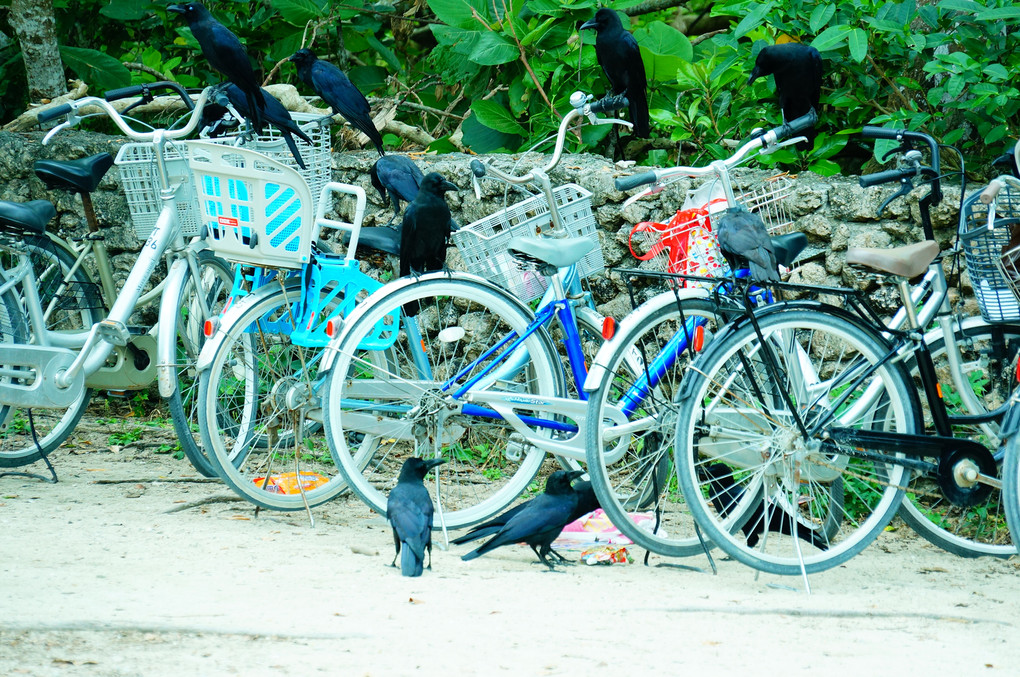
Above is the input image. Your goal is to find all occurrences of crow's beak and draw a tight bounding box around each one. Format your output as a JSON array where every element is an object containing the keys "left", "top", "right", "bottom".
[
  {"left": 424, "top": 458, "right": 447, "bottom": 471},
  {"left": 566, "top": 470, "right": 586, "bottom": 483},
  {"left": 580, "top": 18, "right": 597, "bottom": 30},
  {"left": 442, "top": 180, "right": 459, "bottom": 193},
  {"left": 167, "top": 4, "right": 185, "bottom": 13},
  {"left": 747, "top": 67, "right": 762, "bottom": 86}
]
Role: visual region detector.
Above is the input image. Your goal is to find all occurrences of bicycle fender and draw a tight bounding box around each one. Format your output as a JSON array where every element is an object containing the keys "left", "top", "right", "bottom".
[
  {"left": 583, "top": 287, "right": 710, "bottom": 392},
  {"left": 156, "top": 257, "right": 192, "bottom": 398},
  {"left": 1001, "top": 388, "right": 1020, "bottom": 442}
]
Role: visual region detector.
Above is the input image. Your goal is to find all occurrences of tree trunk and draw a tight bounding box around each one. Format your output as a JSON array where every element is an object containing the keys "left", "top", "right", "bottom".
[{"left": 9, "top": 0, "right": 66, "bottom": 102}]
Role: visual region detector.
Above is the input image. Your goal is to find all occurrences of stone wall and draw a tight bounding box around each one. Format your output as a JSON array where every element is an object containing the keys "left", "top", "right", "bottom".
[{"left": 0, "top": 129, "right": 979, "bottom": 317}]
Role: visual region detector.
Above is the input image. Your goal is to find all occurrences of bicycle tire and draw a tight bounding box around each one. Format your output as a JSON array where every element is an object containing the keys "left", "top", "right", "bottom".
[
  {"left": 675, "top": 305, "right": 919, "bottom": 575},
  {"left": 896, "top": 317, "right": 1020, "bottom": 557},
  {"left": 322, "top": 273, "right": 561, "bottom": 529},
  {"left": 1003, "top": 427, "right": 1020, "bottom": 546},
  {"left": 585, "top": 293, "right": 729, "bottom": 557},
  {"left": 0, "top": 234, "right": 100, "bottom": 467},
  {"left": 163, "top": 250, "right": 235, "bottom": 478}
]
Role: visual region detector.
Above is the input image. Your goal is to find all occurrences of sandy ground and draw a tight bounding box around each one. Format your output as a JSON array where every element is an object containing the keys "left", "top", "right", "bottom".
[{"left": 2, "top": 416, "right": 1020, "bottom": 676}]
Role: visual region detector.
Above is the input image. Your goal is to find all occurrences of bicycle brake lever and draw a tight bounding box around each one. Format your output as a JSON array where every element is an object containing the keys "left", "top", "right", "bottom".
[
  {"left": 621, "top": 185, "right": 663, "bottom": 211},
  {"left": 881, "top": 142, "right": 913, "bottom": 163},
  {"left": 42, "top": 119, "right": 73, "bottom": 145},
  {"left": 759, "top": 136, "right": 807, "bottom": 156},
  {"left": 877, "top": 179, "right": 914, "bottom": 218}
]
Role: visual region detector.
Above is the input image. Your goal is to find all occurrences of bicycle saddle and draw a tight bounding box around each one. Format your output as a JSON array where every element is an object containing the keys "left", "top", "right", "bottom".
[
  {"left": 34, "top": 152, "right": 114, "bottom": 194},
  {"left": 0, "top": 199, "right": 55, "bottom": 235},
  {"left": 507, "top": 235, "right": 594, "bottom": 269},
  {"left": 770, "top": 232, "right": 808, "bottom": 268},
  {"left": 846, "top": 240, "right": 939, "bottom": 279}
]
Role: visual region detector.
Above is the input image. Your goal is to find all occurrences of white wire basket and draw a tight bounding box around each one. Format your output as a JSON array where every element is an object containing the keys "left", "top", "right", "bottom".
[
  {"left": 114, "top": 112, "right": 332, "bottom": 240},
  {"left": 628, "top": 174, "right": 795, "bottom": 279},
  {"left": 451, "top": 184, "right": 603, "bottom": 302},
  {"left": 963, "top": 184, "right": 1020, "bottom": 322}
]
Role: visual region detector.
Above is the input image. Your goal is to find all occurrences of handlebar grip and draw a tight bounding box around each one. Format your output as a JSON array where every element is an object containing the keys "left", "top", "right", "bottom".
[
  {"left": 470, "top": 159, "right": 487, "bottom": 178},
  {"left": 980, "top": 179, "right": 1004, "bottom": 205},
  {"left": 105, "top": 81, "right": 193, "bottom": 109},
  {"left": 37, "top": 103, "right": 72, "bottom": 123},
  {"left": 105, "top": 85, "right": 147, "bottom": 102},
  {"left": 774, "top": 109, "right": 817, "bottom": 141},
  {"left": 861, "top": 126, "right": 905, "bottom": 140},
  {"left": 615, "top": 171, "right": 658, "bottom": 191},
  {"left": 590, "top": 94, "right": 630, "bottom": 114},
  {"left": 859, "top": 167, "right": 916, "bottom": 188}
]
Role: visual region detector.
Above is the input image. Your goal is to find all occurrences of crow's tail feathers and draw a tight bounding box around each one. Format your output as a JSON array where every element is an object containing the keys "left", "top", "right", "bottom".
[
  {"left": 400, "top": 544, "right": 424, "bottom": 577},
  {"left": 629, "top": 90, "right": 650, "bottom": 139},
  {"left": 281, "top": 130, "right": 307, "bottom": 170}
]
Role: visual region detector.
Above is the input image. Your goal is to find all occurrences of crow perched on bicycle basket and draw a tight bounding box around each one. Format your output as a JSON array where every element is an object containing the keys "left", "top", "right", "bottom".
[
  {"left": 460, "top": 470, "right": 586, "bottom": 569},
  {"left": 387, "top": 457, "right": 446, "bottom": 577},
  {"left": 202, "top": 84, "right": 312, "bottom": 169},
  {"left": 747, "top": 42, "right": 823, "bottom": 150},
  {"left": 168, "top": 3, "right": 266, "bottom": 133},
  {"left": 580, "top": 8, "right": 649, "bottom": 138},
  {"left": 290, "top": 48, "right": 385, "bottom": 155}
]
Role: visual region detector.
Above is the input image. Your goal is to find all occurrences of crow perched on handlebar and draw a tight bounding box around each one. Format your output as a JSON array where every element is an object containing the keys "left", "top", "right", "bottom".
[
  {"left": 714, "top": 207, "right": 780, "bottom": 282},
  {"left": 387, "top": 457, "right": 446, "bottom": 577},
  {"left": 748, "top": 42, "right": 822, "bottom": 150},
  {"left": 290, "top": 48, "right": 385, "bottom": 156},
  {"left": 581, "top": 9, "right": 649, "bottom": 138},
  {"left": 460, "top": 470, "right": 586, "bottom": 569},
  {"left": 451, "top": 480, "right": 600, "bottom": 546},
  {"left": 704, "top": 463, "right": 831, "bottom": 550},
  {"left": 202, "top": 84, "right": 313, "bottom": 169},
  {"left": 168, "top": 3, "right": 265, "bottom": 134}
]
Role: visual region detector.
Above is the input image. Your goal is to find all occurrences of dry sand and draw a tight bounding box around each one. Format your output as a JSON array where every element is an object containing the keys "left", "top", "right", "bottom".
[{"left": 2, "top": 417, "right": 1019, "bottom": 676}]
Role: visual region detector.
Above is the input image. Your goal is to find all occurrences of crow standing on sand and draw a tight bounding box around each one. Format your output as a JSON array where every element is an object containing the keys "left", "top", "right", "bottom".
[
  {"left": 461, "top": 470, "right": 585, "bottom": 569},
  {"left": 704, "top": 463, "right": 831, "bottom": 550},
  {"left": 581, "top": 8, "right": 649, "bottom": 138},
  {"left": 168, "top": 3, "right": 265, "bottom": 133},
  {"left": 747, "top": 42, "right": 823, "bottom": 149},
  {"left": 451, "top": 479, "right": 600, "bottom": 546},
  {"left": 203, "top": 84, "right": 313, "bottom": 169},
  {"left": 714, "top": 207, "right": 780, "bottom": 282},
  {"left": 387, "top": 457, "right": 446, "bottom": 577},
  {"left": 289, "top": 48, "right": 385, "bottom": 155}
]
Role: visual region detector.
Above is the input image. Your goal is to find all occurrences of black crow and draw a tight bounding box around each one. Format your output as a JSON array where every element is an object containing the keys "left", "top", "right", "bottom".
[
  {"left": 203, "top": 84, "right": 313, "bottom": 169},
  {"left": 399, "top": 172, "right": 458, "bottom": 278},
  {"left": 704, "top": 463, "right": 830, "bottom": 550},
  {"left": 747, "top": 42, "right": 822, "bottom": 149},
  {"left": 168, "top": 3, "right": 265, "bottom": 133},
  {"left": 714, "top": 207, "right": 779, "bottom": 282},
  {"left": 451, "top": 479, "right": 599, "bottom": 546},
  {"left": 461, "top": 470, "right": 585, "bottom": 569},
  {"left": 372, "top": 155, "right": 425, "bottom": 225},
  {"left": 387, "top": 457, "right": 447, "bottom": 577},
  {"left": 580, "top": 8, "right": 650, "bottom": 138},
  {"left": 289, "top": 48, "right": 385, "bottom": 155}
]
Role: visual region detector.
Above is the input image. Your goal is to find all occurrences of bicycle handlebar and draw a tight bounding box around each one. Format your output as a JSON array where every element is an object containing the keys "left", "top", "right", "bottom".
[
  {"left": 613, "top": 109, "right": 818, "bottom": 192},
  {"left": 37, "top": 103, "right": 73, "bottom": 124},
  {"left": 859, "top": 166, "right": 917, "bottom": 188},
  {"left": 104, "top": 81, "right": 194, "bottom": 110},
  {"left": 980, "top": 179, "right": 1004, "bottom": 205},
  {"left": 589, "top": 94, "right": 629, "bottom": 115}
]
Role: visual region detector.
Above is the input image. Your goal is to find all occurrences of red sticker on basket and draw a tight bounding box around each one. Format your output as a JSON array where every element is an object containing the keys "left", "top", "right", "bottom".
[{"left": 217, "top": 216, "right": 239, "bottom": 227}]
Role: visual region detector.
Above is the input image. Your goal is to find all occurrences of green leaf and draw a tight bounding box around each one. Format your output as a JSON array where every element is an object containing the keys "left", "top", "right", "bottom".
[
  {"left": 99, "top": 0, "right": 149, "bottom": 21},
  {"left": 366, "top": 35, "right": 402, "bottom": 73},
  {"left": 807, "top": 158, "right": 842, "bottom": 176},
  {"left": 983, "top": 63, "right": 1009, "bottom": 81},
  {"left": 470, "top": 99, "right": 527, "bottom": 135},
  {"left": 634, "top": 21, "right": 693, "bottom": 60},
  {"left": 937, "top": 0, "right": 981, "bottom": 12},
  {"left": 808, "top": 4, "right": 835, "bottom": 33},
  {"left": 427, "top": 134, "right": 460, "bottom": 154},
  {"left": 733, "top": 2, "right": 774, "bottom": 39},
  {"left": 811, "top": 25, "right": 852, "bottom": 52},
  {"left": 975, "top": 7, "right": 1020, "bottom": 20},
  {"left": 469, "top": 31, "right": 518, "bottom": 65},
  {"left": 848, "top": 28, "right": 868, "bottom": 62},
  {"left": 271, "top": 0, "right": 327, "bottom": 26},
  {"left": 428, "top": 0, "right": 492, "bottom": 29},
  {"left": 580, "top": 123, "right": 613, "bottom": 146},
  {"left": 521, "top": 17, "right": 556, "bottom": 47},
  {"left": 461, "top": 112, "right": 520, "bottom": 152},
  {"left": 59, "top": 46, "right": 130, "bottom": 92},
  {"left": 348, "top": 66, "right": 388, "bottom": 94}
]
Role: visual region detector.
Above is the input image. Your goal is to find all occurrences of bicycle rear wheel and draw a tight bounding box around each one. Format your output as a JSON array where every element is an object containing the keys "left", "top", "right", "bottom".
[
  {"left": 1003, "top": 422, "right": 1020, "bottom": 545},
  {"left": 585, "top": 293, "right": 729, "bottom": 557},
  {"left": 0, "top": 235, "right": 100, "bottom": 467},
  {"left": 163, "top": 250, "right": 235, "bottom": 477},
  {"left": 322, "top": 273, "right": 561, "bottom": 529},
  {"left": 675, "top": 305, "right": 918, "bottom": 575},
  {"left": 897, "top": 318, "right": 1019, "bottom": 557}
]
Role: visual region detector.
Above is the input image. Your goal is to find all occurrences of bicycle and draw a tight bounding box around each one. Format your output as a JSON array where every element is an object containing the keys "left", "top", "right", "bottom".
[
  {"left": 581, "top": 114, "right": 816, "bottom": 557},
  {"left": 0, "top": 84, "right": 241, "bottom": 474},
  {"left": 669, "top": 126, "right": 1016, "bottom": 575}
]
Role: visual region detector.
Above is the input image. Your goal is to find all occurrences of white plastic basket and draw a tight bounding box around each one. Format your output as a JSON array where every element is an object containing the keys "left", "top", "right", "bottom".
[
  {"left": 451, "top": 184, "right": 603, "bottom": 302},
  {"left": 188, "top": 141, "right": 317, "bottom": 269},
  {"left": 114, "top": 112, "right": 332, "bottom": 240}
]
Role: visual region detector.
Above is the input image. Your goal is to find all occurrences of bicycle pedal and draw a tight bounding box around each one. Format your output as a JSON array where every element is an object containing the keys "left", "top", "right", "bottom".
[{"left": 97, "top": 319, "right": 131, "bottom": 346}]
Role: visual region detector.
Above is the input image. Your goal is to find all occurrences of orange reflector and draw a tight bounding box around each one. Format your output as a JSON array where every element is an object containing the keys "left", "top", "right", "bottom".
[
  {"left": 203, "top": 317, "right": 218, "bottom": 338},
  {"left": 936, "top": 382, "right": 943, "bottom": 399},
  {"left": 1016, "top": 357, "right": 1020, "bottom": 384},
  {"left": 326, "top": 319, "right": 337, "bottom": 337},
  {"left": 602, "top": 316, "right": 615, "bottom": 340},
  {"left": 693, "top": 325, "right": 705, "bottom": 352}
]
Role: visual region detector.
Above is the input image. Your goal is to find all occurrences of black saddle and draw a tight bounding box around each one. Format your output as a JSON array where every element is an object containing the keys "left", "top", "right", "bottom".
[
  {"left": 34, "top": 153, "right": 114, "bottom": 194},
  {"left": 0, "top": 200, "right": 56, "bottom": 235}
]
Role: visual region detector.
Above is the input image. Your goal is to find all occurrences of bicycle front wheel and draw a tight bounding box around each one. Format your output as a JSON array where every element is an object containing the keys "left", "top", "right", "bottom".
[
  {"left": 163, "top": 250, "right": 235, "bottom": 477},
  {"left": 322, "top": 274, "right": 562, "bottom": 529},
  {"left": 675, "top": 306, "right": 918, "bottom": 575},
  {"left": 0, "top": 235, "right": 99, "bottom": 467},
  {"left": 585, "top": 293, "right": 728, "bottom": 557},
  {"left": 1003, "top": 422, "right": 1020, "bottom": 545}
]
